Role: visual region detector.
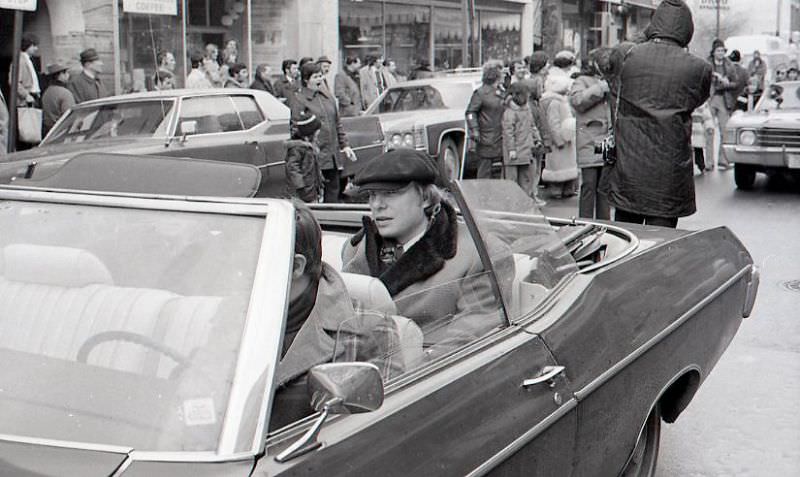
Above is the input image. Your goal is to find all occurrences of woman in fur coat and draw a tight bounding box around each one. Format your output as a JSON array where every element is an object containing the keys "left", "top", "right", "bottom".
[{"left": 540, "top": 74, "right": 579, "bottom": 198}]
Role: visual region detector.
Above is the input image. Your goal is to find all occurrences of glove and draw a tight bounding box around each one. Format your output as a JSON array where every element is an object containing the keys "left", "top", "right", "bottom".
[{"left": 508, "top": 150, "right": 517, "bottom": 160}]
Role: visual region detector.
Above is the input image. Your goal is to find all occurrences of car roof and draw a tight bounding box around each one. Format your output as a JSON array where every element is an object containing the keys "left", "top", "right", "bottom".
[
  {"left": 391, "top": 76, "right": 481, "bottom": 88},
  {"left": 75, "top": 88, "right": 271, "bottom": 107}
]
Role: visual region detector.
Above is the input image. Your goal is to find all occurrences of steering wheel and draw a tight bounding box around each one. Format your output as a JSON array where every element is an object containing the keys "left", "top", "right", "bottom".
[{"left": 76, "top": 331, "right": 191, "bottom": 379}]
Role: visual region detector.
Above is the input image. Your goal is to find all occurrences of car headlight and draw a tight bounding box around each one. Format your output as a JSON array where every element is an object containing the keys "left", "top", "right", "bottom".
[
  {"left": 390, "top": 133, "right": 404, "bottom": 147},
  {"left": 738, "top": 129, "right": 757, "bottom": 146},
  {"left": 403, "top": 133, "right": 414, "bottom": 147}
]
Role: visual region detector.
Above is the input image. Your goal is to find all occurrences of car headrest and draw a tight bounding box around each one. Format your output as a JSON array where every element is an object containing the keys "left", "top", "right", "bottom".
[
  {"left": 338, "top": 272, "right": 397, "bottom": 315},
  {"left": 2, "top": 244, "right": 113, "bottom": 286}
]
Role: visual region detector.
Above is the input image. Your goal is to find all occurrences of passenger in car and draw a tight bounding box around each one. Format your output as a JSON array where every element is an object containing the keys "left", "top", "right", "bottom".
[
  {"left": 341, "top": 149, "right": 513, "bottom": 353},
  {"left": 270, "top": 201, "right": 402, "bottom": 430}
]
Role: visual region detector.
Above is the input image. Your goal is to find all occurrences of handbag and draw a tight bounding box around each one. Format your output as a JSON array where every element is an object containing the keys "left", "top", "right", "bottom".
[{"left": 17, "top": 107, "right": 42, "bottom": 144}]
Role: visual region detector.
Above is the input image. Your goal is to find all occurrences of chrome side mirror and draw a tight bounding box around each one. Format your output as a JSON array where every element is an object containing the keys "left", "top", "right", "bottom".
[
  {"left": 180, "top": 120, "right": 197, "bottom": 143},
  {"left": 275, "top": 362, "right": 383, "bottom": 463}
]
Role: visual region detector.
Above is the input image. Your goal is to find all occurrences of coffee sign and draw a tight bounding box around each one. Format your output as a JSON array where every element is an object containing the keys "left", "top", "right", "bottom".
[
  {"left": 0, "top": 0, "right": 37, "bottom": 11},
  {"left": 122, "top": 0, "right": 177, "bottom": 16}
]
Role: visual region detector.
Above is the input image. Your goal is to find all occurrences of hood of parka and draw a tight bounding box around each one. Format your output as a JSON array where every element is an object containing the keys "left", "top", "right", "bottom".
[{"left": 643, "top": 0, "right": 694, "bottom": 47}]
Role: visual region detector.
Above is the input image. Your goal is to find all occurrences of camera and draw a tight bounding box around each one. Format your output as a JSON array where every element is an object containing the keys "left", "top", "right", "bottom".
[{"left": 595, "top": 134, "right": 617, "bottom": 165}]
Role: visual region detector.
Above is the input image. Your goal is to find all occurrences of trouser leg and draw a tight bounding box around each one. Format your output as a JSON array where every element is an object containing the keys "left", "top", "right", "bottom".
[
  {"left": 578, "top": 167, "right": 597, "bottom": 218},
  {"left": 477, "top": 158, "right": 496, "bottom": 179},
  {"left": 594, "top": 167, "right": 610, "bottom": 220},
  {"left": 322, "top": 168, "right": 341, "bottom": 203},
  {"left": 694, "top": 147, "right": 706, "bottom": 171}
]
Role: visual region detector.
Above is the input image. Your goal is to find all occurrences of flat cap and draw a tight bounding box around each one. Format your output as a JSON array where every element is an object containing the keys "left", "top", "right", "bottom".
[
  {"left": 46, "top": 63, "right": 69, "bottom": 76},
  {"left": 354, "top": 148, "right": 437, "bottom": 192}
]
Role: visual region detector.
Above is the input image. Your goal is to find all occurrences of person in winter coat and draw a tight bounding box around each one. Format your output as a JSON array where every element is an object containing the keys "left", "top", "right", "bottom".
[
  {"left": 285, "top": 113, "right": 324, "bottom": 202},
  {"left": 335, "top": 57, "right": 363, "bottom": 117},
  {"left": 250, "top": 64, "right": 275, "bottom": 96},
  {"left": 291, "top": 62, "right": 356, "bottom": 203},
  {"left": 273, "top": 59, "right": 299, "bottom": 103},
  {"left": 502, "top": 82, "right": 543, "bottom": 198},
  {"left": 747, "top": 50, "right": 767, "bottom": 104},
  {"left": 602, "top": 0, "right": 712, "bottom": 228},
  {"left": 691, "top": 101, "right": 715, "bottom": 173},
  {"left": 569, "top": 49, "right": 612, "bottom": 220},
  {"left": 341, "top": 149, "right": 513, "bottom": 353},
  {"left": 540, "top": 74, "right": 578, "bottom": 198},
  {"left": 708, "top": 38, "right": 740, "bottom": 169},
  {"left": 466, "top": 61, "right": 507, "bottom": 179},
  {"left": 41, "top": 63, "right": 75, "bottom": 136}
]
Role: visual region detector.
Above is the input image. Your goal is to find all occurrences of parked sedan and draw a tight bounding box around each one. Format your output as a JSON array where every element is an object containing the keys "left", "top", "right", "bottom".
[
  {"left": 0, "top": 170, "right": 758, "bottom": 476},
  {"left": 0, "top": 89, "right": 384, "bottom": 196},
  {"left": 724, "top": 81, "right": 800, "bottom": 189},
  {"left": 364, "top": 74, "right": 481, "bottom": 180}
]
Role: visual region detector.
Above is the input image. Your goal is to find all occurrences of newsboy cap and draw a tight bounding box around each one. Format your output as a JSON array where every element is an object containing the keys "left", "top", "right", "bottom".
[
  {"left": 79, "top": 48, "right": 100, "bottom": 64},
  {"left": 354, "top": 148, "right": 437, "bottom": 192}
]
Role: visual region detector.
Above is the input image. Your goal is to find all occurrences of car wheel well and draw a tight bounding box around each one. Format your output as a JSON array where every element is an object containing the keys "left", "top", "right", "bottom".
[{"left": 658, "top": 370, "right": 701, "bottom": 423}]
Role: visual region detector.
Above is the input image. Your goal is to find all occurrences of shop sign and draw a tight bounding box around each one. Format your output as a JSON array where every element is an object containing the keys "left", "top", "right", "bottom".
[
  {"left": 122, "top": 0, "right": 177, "bottom": 16},
  {"left": 0, "top": 0, "right": 37, "bottom": 11}
]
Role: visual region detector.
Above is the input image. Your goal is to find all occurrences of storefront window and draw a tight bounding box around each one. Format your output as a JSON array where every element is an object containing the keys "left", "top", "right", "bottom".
[
  {"left": 119, "top": 0, "right": 249, "bottom": 93},
  {"left": 434, "top": 7, "right": 464, "bottom": 70},
  {"left": 340, "top": 1, "right": 384, "bottom": 63},
  {"left": 385, "top": 3, "right": 430, "bottom": 77},
  {"left": 479, "top": 10, "right": 521, "bottom": 64}
]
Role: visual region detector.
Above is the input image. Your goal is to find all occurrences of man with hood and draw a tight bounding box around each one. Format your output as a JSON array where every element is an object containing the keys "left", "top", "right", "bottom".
[{"left": 602, "top": 0, "right": 711, "bottom": 228}]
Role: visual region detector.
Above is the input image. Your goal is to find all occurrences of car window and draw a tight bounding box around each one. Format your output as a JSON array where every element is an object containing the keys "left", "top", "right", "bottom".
[
  {"left": 369, "top": 83, "right": 474, "bottom": 114},
  {"left": 230, "top": 95, "right": 265, "bottom": 129},
  {"left": 457, "top": 180, "right": 578, "bottom": 322},
  {"left": 179, "top": 96, "right": 243, "bottom": 135},
  {"left": 757, "top": 83, "right": 800, "bottom": 110},
  {"left": 44, "top": 100, "right": 174, "bottom": 145}
]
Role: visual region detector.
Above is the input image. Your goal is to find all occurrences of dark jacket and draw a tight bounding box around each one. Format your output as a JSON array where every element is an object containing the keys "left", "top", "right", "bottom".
[
  {"left": 710, "top": 56, "right": 742, "bottom": 111},
  {"left": 603, "top": 0, "right": 712, "bottom": 218},
  {"left": 290, "top": 86, "right": 349, "bottom": 170},
  {"left": 249, "top": 76, "right": 275, "bottom": 96},
  {"left": 285, "top": 139, "right": 323, "bottom": 202},
  {"left": 68, "top": 70, "right": 109, "bottom": 104},
  {"left": 41, "top": 81, "right": 75, "bottom": 134},
  {"left": 273, "top": 76, "right": 298, "bottom": 103},
  {"left": 465, "top": 84, "right": 507, "bottom": 159},
  {"left": 334, "top": 71, "right": 363, "bottom": 117}
]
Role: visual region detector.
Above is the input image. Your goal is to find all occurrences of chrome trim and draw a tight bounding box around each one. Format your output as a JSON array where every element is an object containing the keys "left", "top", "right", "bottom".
[
  {"left": 261, "top": 161, "right": 286, "bottom": 168},
  {"left": 0, "top": 188, "right": 271, "bottom": 215},
  {"left": 545, "top": 217, "right": 640, "bottom": 274},
  {"left": 574, "top": 265, "right": 752, "bottom": 401},
  {"left": 218, "top": 199, "right": 294, "bottom": 454},
  {"left": 734, "top": 145, "right": 800, "bottom": 153},
  {"left": 743, "top": 266, "right": 759, "bottom": 318},
  {"left": 0, "top": 433, "right": 132, "bottom": 454},
  {"left": 124, "top": 450, "right": 256, "bottom": 463},
  {"left": 109, "top": 456, "right": 132, "bottom": 477},
  {"left": 465, "top": 398, "right": 578, "bottom": 477},
  {"left": 521, "top": 366, "right": 566, "bottom": 388}
]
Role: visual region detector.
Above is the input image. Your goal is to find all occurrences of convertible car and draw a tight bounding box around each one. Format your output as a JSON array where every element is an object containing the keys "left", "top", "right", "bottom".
[
  {"left": 0, "top": 88, "right": 384, "bottom": 196},
  {"left": 0, "top": 160, "right": 758, "bottom": 476}
]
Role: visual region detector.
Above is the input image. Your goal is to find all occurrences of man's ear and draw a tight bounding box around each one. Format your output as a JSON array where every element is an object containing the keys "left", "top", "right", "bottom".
[{"left": 291, "top": 253, "right": 307, "bottom": 280}]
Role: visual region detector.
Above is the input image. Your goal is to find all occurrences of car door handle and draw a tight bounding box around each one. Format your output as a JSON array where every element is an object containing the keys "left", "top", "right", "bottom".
[{"left": 522, "top": 365, "right": 565, "bottom": 388}]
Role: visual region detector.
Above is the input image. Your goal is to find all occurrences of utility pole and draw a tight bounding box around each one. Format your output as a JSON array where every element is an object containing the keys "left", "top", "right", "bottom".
[
  {"left": 777, "top": 0, "right": 782, "bottom": 37},
  {"left": 8, "top": 10, "right": 24, "bottom": 153},
  {"left": 715, "top": 0, "right": 721, "bottom": 40}
]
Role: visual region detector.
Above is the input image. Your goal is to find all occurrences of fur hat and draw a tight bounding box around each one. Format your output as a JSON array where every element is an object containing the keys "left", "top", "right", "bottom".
[{"left": 545, "top": 73, "right": 572, "bottom": 95}]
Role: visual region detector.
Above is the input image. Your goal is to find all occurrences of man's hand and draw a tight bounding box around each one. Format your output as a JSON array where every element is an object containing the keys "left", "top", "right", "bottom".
[
  {"left": 342, "top": 146, "right": 357, "bottom": 161},
  {"left": 508, "top": 150, "right": 517, "bottom": 160}
]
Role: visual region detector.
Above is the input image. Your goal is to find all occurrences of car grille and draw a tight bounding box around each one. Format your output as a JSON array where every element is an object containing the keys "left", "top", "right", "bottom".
[{"left": 755, "top": 128, "right": 800, "bottom": 147}]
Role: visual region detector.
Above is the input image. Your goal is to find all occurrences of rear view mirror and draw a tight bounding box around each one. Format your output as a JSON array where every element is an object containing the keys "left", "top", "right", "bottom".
[{"left": 308, "top": 362, "right": 384, "bottom": 414}]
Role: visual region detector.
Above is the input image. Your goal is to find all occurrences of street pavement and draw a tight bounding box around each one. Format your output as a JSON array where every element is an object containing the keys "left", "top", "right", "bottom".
[{"left": 543, "top": 170, "right": 800, "bottom": 477}]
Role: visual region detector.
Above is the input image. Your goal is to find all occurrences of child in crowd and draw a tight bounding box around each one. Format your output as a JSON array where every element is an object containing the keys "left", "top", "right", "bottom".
[
  {"left": 691, "top": 101, "right": 715, "bottom": 173},
  {"left": 285, "top": 112, "right": 324, "bottom": 202},
  {"left": 502, "top": 81, "right": 543, "bottom": 200}
]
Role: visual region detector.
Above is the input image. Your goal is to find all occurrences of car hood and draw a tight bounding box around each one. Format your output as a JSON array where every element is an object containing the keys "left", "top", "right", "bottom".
[
  {"left": 0, "top": 438, "right": 130, "bottom": 476},
  {"left": 728, "top": 109, "right": 800, "bottom": 128},
  {"left": 377, "top": 109, "right": 462, "bottom": 132}
]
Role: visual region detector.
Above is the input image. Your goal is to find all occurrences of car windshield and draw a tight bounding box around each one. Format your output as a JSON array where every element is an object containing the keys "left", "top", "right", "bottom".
[
  {"left": 0, "top": 198, "right": 265, "bottom": 453},
  {"left": 44, "top": 100, "right": 175, "bottom": 145},
  {"left": 368, "top": 83, "right": 474, "bottom": 113},
  {"left": 756, "top": 82, "right": 800, "bottom": 111}
]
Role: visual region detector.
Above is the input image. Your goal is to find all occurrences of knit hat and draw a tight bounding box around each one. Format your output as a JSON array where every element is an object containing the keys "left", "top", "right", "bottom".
[
  {"left": 294, "top": 114, "right": 321, "bottom": 139},
  {"left": 711, "top": 38, "right": 726, "bottom": 53}
]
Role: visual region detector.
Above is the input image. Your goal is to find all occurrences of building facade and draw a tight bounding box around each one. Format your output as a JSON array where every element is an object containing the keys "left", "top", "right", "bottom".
[{"left": 1, "top": 0, "right": 535, "bottom": 98}]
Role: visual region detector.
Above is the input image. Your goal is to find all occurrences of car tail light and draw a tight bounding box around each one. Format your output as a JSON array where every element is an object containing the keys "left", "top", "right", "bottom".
[
  {"left": 738, "top": 129, "right": 757, "bottom": 146},
  {"left": 413, "top": 124, "right": 427, "bottom": 150}
]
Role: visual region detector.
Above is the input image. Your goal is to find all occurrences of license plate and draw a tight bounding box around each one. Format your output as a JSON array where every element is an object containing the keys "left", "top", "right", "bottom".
[{"left": 788, "top": 154, "right": 800, "bottom": 169}]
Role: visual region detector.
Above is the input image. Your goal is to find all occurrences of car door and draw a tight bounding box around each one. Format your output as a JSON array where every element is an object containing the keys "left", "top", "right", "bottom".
[
  {"left": 340, "top": 114, "right": 385, "bottom": 178},
  {"left": 162, "top": 94, "right": 265, "bottom": 168},
  {"left": 256, "top": 181, "right": 578, "bottom": 475}
]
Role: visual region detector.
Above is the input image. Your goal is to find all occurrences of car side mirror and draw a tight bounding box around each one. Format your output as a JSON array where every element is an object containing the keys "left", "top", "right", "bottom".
[
  {"left": 180, "top": 120, "right": 197, "bottom": 141},
  {"left": 274, "top": 362, "right": 383, "bottom": 463}
]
